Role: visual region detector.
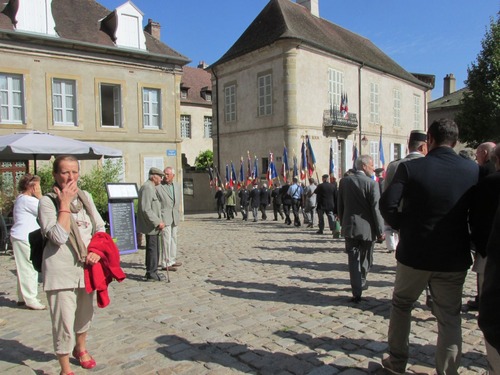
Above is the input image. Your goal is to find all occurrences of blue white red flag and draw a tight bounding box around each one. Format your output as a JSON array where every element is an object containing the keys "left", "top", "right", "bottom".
[
  {"left": 251, "top": 156, "right": 259, "bottom": 182},
  {"left": 246, "top": 151, "right": 252, "bottom": 183},
  {"left": 293, "top": 155, "right": 298, "bottom": 179},
  {"left": 379, "top": 128, "right": 386, "bottom": 168},
  {"left": 239, "top": 158, "right": 244, "bottom": 183},
  {"left": 230, "top": 161, "right": 237, "bottom": 187},
  {"left": 267, "top": 152, "right": 278, "bottom": 185},
  {"left": 306, "top": 135, "right": 316, "bottom": 177},
  {"left": 225, "top": 164, "right": 229, "bottom": 188},
  {"left": 282, "top": 145, "right": 289, "bottom": 182},
  {"left": 329, "top": 140, "right": 335, "bottom": 177},
  {"left": 300, "top": 140, "right": 307, "bottom": 180},
  {"left": 340, "top": 92, "right": 349, "bottom": 119}
]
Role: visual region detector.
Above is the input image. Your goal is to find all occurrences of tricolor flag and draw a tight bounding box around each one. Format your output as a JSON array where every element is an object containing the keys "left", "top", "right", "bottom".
[
  {"left": 300, "top": 140, "right": 307, "bottom": 181},
  {"left": 208, "top": 166, "right": 215, "bottom": 188},
  {"left": 230, "top": 161, "right": 237, "bottom": 187},
  {"left": 292, "top": 154, "right": 298, "bottom": 179},
  {"left": 239, "top": 157, "right": 244, "bottom": 186},
  {"left": 246, "top": 151, "right": 252, "bottom": 183},
  {"left": 340, "top": 92, "right": 349, "bottom": 119},
  {"left": 251, "top": 156, "right": 259, "bottom": 182},
  {"left": 225, "top": 164, "right": 230, "bottom": 188},
  {"left": 282, "top": 145, "right": 289, "bottom": 182},
  {"left": 329, "top": 140, "right": 335, "bottom": 178},
  {"left": 379, "top": 127, "right": 386, "bottom": 168},
  {"left": 267, "top": 152, "right": 278, "bottom": 185},
  {"left": 306, "top": 135, "right": 316, "bottom": 177}
]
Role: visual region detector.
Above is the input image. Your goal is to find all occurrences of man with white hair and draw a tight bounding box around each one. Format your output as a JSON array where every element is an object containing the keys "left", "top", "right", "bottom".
[{"left": 157, "top": 167, "right": 182, "bottom": 272}]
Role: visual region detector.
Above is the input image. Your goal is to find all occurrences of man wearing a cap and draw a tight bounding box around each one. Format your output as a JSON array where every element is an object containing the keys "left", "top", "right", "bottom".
[
  {"left": 382, "top": 130, "right": 428, "bottom": 254},
  {"left": 137, "top": 167, "right": 166, "bottom": 282},
  {"left": 313, "top": 174, "right": 337, "bottom": 235}
]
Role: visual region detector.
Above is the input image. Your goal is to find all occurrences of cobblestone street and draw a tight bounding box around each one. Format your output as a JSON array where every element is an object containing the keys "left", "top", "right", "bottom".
[{"left": 0, "top": 213, "right": 487, "bottom": 374}]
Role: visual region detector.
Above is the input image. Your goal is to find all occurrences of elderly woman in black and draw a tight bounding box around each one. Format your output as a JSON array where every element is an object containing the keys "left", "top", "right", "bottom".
[{"left": 38, "top": 155, "right": 105, "bottom": 375}]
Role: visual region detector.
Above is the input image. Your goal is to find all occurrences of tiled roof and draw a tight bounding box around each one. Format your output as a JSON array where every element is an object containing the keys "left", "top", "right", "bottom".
[
  {"left": 0, "top": 0, "right": 189, "bottom": 63},
  {"left": 428, "top": 87, "right": 469, "bottom": 110},
  {"left": 181, "top": 66, "right": 212, "bottom": 106},
  {"left": 211, "top": 0, "right": 429, "bottom": 88}
]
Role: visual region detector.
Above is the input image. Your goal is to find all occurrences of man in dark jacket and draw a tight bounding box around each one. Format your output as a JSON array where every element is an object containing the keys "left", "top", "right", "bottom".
[
  {"left": 238, "top": 185, "right": 250, "bottom": 221},
  {"left": 313, "top": 174, "right": 337, "bottom": 235},
  {"left": 214, "top": 186, "right": 226, "bottom": 219},
  {"left": 337, "top": 156, "right": 385, "bottom": 303},
  {"left": 379, "top": 118, "right": 479, "bottom": 375},
  {"left": 249, "top": 183, "right": 261, "bottom": 222},
  {"left": 479, "top": 201, "right": 500, "bottom": 374},
  {"left": 271, "top": 183, "right": 284, "bottom": 221},
  {"left": 259, "top": 183, "right": 271, "bottom": 220},
  {"left": 280, "top": 182, "right": 292, "bottom": 225}
]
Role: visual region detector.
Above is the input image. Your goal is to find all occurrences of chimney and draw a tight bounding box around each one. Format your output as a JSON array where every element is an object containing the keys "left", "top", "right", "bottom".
[
  {"left": 198, "top": 61, "right": 208, "bottom": 69},
  {"left": 443, "top": 73, "right": 456, "bottom": 96},
  {"left": 144, "top": 18, "right": 161, "bottom": 40},
  {"left": 296, "top": 0, "right": 319, "bottom": 17}
]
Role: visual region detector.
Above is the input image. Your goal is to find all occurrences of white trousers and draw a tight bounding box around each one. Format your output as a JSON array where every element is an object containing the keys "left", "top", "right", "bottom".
[
  {"left": 46, "top": 288, "right": 94, "bottom": 355},
  {"left": 160, "top": 224, "right": 178, "bottom": 267},
  {"left": 11, "top": 239, "right": 41, "bottom": 306}
]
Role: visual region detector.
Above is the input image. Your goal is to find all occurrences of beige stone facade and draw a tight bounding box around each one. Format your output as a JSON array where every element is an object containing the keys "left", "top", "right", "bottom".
[
  {"left": 0, "top": 0, "right": 189, "bottom": 187},
  {"left": 210, "top": 0, "right": 432, "bottom": 180}
]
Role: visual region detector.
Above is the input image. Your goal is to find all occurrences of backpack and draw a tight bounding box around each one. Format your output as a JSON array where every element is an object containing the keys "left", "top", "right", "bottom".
[{"left": 29, "top": 195, "right": 57, "bottom": 273}]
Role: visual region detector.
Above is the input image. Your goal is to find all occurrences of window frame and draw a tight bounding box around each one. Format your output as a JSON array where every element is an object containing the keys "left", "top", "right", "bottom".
[
  {"left": 142, "top": 87, "right": 161, "bottom": 130},
  {"left": 224, "top": 83, "right": 236, "bottom": 123},
  {"left": 393, "top": 88, "right": 401, "bottom": 128},
  {"left": 328, "top": 68, "right": 344, "bottom": 111},
  {"left": 180, "top": 114, "right": 191, "bottom": 139},
  {"left": 52, "top": 78, "right": 77, "bottom": 126},
  {"left": 203, "top": 116, "right": 212, "bottom": 138},
  {"left": 95, "top": 78, "right": 126, "bottom": 130},
  {"left": 0, "top": 72, "right": 25, "bottom": 125},
  {"left": 413, "top": 94, "right": 421, "bottom": 129},
  {"left": 257, "top": 72, "right": 272, "bottom": 116},
  {"left": 369, "top": 82, "right": 380, "bottom": 124}
]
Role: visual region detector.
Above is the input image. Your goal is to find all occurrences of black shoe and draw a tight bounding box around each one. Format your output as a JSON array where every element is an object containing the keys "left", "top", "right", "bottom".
[
  {"left": 350, "top": 296, "right": 362, "bottom": 303},
  {"left": 145, "top": 273, "right": 165, "bottom": 282},
  {"left": 273, "top": 218, "right": 278, "bottom": 221},
  {"left": 315, "top": 230, "right": 323, "bottom": 234},
  {"left": 426, "top": 295, "right": 433, "bottom": 309},
  {"left": 466, "top": 299, "right": 479, "bottom": 310},
  {"left": 362, "top": 282, "right": 369, "bottom": 291},
  {"left": 218, "top": 215, "right": 221, "bottom": 219},
  {"left": 306, "top": 223, "right": 313, "bottom": 228}
]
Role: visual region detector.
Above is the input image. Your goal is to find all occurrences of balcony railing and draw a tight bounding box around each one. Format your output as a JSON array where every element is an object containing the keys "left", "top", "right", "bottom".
[{"left": 323, "top": 109, "right": 358, "bottom": 136}]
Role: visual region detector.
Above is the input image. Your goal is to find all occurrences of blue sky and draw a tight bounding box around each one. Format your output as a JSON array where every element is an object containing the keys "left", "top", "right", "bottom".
[{"left": 99, "top": 0, "right": 499, "bottom": 99}]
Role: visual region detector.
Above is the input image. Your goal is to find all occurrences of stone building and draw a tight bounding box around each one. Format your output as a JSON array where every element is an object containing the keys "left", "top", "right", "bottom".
[
  {"left": 209, "top": 0, "right": 433, "bottom": 180},
  {"left": 179, "top": 63, "right": 213, "bottom": 167},
  {"left": 0, "top": 0, "right": 189, "bottom": 187}
]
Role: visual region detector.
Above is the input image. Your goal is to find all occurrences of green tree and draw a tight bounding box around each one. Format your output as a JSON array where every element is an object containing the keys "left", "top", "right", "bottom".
[
  {"left": 194, "top": 150, "right": 213, "bottom": 171},
  {"left": 79, "top": 159, "right": 123, "bottom": 221},
  {"left": 455, "top": 13, "right": 500, "bottom": 147}
]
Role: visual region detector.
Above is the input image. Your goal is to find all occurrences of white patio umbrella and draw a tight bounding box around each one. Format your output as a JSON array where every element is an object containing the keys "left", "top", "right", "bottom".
[{"left": 0, "top": 131, "right": 123, "bottom": 173}]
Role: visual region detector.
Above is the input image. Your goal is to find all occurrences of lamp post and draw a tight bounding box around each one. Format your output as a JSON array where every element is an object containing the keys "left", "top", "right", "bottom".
[{"left": 361, "top": 135, "right": 368, "bottom": 148}]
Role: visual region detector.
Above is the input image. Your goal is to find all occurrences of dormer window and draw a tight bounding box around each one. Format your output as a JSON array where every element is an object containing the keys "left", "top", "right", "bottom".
[
  {"left": 13, "top": 0, "right": 57, "bottom": 36},
  {"left": 181, "top": 89, "right": 188, "bottom": 99},
  {"left": 201, "top": 87, "right": 212, "bottom": 102},
  {"left": 100, "top": 1, "right": 146, "bottom": 50}
]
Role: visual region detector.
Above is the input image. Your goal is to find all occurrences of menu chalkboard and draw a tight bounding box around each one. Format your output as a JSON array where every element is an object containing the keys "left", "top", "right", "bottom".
[{"left": 108, "top": 201, "right": 137, "bottom": 254}]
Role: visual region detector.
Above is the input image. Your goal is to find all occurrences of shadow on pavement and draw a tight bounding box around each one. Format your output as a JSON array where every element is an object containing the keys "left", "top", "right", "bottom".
[{"left": 0, "top": 338, "right": 55, "bottom": 371}]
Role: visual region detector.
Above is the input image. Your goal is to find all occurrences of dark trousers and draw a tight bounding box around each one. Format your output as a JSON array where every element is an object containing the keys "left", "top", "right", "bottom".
[
  {"left": 217, "top": 203, "right": 226, "bottom": 218},
  {"left": 259, "top": 204, "right": 268, "bottom": 220},
  {"left": 226, "top": 205, "right": 235, "bottom": 219},
  {"left": 240, "top": 204, "right": 249, "bottom": 220},
  {"left": 283, "top": 204, "right": 292, "bottom": 224},
  {"left": 145, "top": 234, "right": 160, "bottom": 277},
  {"left": 291, "top": 199, "right": 301, "bottom": 226},
  {"left": 345, "top": 238, "right": 374, "bottom": 298},
  {"left": 317, "top": 209, "right": 336, "bottom": 232},
  {"left": 273, "top": 203, "right": 284, "bottom": 220}
]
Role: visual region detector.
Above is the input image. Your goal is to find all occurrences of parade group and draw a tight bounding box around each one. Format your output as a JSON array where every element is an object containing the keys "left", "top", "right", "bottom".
[{"left": 212, "top": 118, "right": 500, "bottom": 375}]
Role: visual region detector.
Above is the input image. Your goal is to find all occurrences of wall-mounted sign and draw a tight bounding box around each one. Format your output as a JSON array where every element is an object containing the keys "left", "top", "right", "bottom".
[{"left": 166, "top": 149, "right": 177, "bottom": 156}]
